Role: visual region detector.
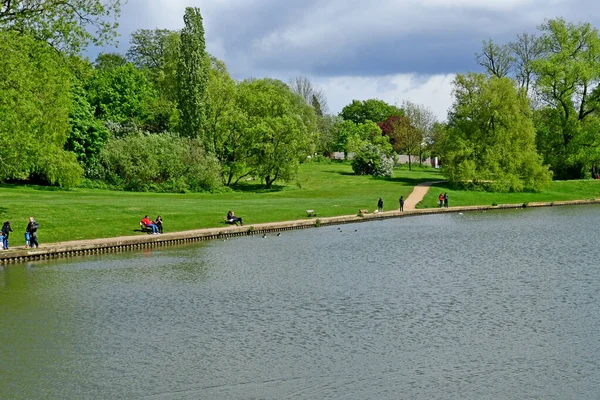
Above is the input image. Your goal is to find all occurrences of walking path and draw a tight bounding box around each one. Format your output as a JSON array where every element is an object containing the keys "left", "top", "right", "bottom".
[{"left": 403, "top": 181, "right": 446, "bottom": 210}]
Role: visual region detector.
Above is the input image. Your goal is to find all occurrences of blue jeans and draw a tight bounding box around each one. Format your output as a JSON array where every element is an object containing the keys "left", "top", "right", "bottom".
[
  {"left": 3, "top": 236, "right": 8, "bottom": 249},
  {"left": 147, "top": 223, "right": 158, "bottom": 233}
]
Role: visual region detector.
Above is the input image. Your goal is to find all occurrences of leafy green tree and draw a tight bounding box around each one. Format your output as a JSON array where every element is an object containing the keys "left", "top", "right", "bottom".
[
  {"left": 532, "top": 18, "right": 600, "bottom": 179},
  {"left": 0, "top": 30, "right": 82, "bottom": 186},
  {"left": 177, "top": 7, "right": 210, "bottom": 140},
  {"left": 65, "top": 81, "right": 110, "bottom": 175},
  {"left": 340, "top": 99, "right": 403, "bottom": 124},
  {"left": 87, "top": 61, "right": 156, "bottom": 127},
  {"left": 444, "top": 73, "right": 551, "bottom": 191},
  {"left": 333, "top": 119, "right": 390, "bottom": 158},
  {"left": 238, "top": 78, "right": 317, "bottom": 188},
  {"left": 94, "top": 52, "right": 127, "bottom": 70},
  {"left": 205, "top": 57, "right": 236, "bottom": 156},
  {"left": 0, "top": 0, "right": 123, "bottom": 53}
]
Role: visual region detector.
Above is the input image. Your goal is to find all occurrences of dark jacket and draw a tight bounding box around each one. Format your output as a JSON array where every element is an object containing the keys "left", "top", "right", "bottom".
[
  {"left": 2, "top": 223, "right": 12, "bottom": 237},
  {"left": 26, "top": 221, "right": 39, "bottom": 237}
]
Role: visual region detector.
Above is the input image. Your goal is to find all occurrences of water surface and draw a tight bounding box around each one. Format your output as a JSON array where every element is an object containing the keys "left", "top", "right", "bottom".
[{"left": 1, "top": 205, "right": 600, "bottom": 399}]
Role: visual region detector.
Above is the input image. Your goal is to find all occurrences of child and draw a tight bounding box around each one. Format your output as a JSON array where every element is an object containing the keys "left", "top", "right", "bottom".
[{"left": 25, "top": 231, "right": 30, "bottom": 248}]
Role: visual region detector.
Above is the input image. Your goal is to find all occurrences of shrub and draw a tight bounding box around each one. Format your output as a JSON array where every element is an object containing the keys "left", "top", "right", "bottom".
[
  {"left": 351, "top": 143, "right": 393, "bottom": 177},
  {"left": 96, "top": 132, "right": 222, "bottom": 192}
]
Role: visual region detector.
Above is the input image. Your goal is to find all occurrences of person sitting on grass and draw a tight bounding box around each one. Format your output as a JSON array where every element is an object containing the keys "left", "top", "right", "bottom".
[
  {"left": 226, "top": 210, "right": 243, "bottom": 226},
  {"left": 141, "top": 215, "right": 159, "bottom": 234}
]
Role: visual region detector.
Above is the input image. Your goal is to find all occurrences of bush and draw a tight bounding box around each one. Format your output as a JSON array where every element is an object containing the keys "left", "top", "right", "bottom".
[
  {"left": 351, "top": 143, "right": 393, "bottom": 177},
  {"left": 97, "top": 132, "right": 222, "bottom": 192}
]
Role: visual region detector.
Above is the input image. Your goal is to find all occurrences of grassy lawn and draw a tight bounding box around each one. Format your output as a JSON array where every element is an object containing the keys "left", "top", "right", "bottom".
[
  {"left": 417, "top": 180, "right": 600, "bottom": 209},
  {"left": 0, "top": 163, "right": 443, "bottom": 243}
]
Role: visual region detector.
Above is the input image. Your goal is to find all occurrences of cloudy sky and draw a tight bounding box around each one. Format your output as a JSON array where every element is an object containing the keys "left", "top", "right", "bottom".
[{"left": 94, "top": 0, "right": 600, "bottom": 120}]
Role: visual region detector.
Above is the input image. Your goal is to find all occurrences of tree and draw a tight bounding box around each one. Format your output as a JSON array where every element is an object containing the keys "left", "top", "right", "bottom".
[
  {"left": 204, "top": 57, "right": 239, "bottom": 182},
  {"left": 339, "top": 99, "right": 403, "bottom": 124},
  {"left": 332, "top": 119, "right": 390, "bottom": 158},
  {"left": 0, "top": 30, "right": 82, "bottom": 186},
  {"left": 65, "top": 81, "right": 110, "bottom": 175},
  {"left": 402, "top": 100, "right": 437, "bottom": 163},
  {"left": 87, "top": 62, "right": 156, "bottom": 126},
  {"left": 475, "top": 38, "right": 513, "bottom": 78},
  {"left": 443, "top": 73, "right": 551, "bottom": 191},
  {"left": 176, "top": 7, "right": 210, "bottom": 140},
  {"left": 532, "top": 18, "right": 600, "bottom": 179},
  {"left": 94, "top": 52, "right": 127, "bottom": 71},
  {"left": 127, "top": 29, "right": 176, "bottom": 70},
  {"left": 238, "top": 78, "right": 317, "bottom": 188},
  {"left": 378, "top": 115, "right": 421, "bottom": 170},
  {"left": 0, "top": 0, "right": 123, "bottom": 53},
  {"left": 508, "top": 33, "right": 542, "bottom": 93},
  {"left": 288, "top": 76, "right": 328, "bottom": 115}
]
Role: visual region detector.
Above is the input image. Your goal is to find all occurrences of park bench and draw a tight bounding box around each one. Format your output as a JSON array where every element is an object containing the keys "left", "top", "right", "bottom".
[
  {"left": 139, "top": 222, "right": 153, "bottom": 234},
  {"left": 305, "top": 210, "right": 317, "bottom": 217}
]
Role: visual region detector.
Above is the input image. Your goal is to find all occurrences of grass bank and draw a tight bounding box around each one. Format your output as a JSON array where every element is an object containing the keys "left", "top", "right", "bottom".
[
  {"left": 0, "top": 163, "right": 442, "bottom": 243},
  {"left": 418, "top": 180, "right": 600, "bottom": 208}
]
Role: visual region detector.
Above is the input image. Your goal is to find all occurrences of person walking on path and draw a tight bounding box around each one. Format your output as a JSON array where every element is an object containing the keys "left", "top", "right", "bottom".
[
  {"left": 26, "top": 217, "right": 40, "bottom": 248},
  {"left": 444, "top": 193, "right": 449, "bottom": 208},
  {"left": 2, "top": 221, "right": 13, "bottom": 250},
  {"left": 377, "top": 197, "right": 384, "bottom": 212},
  {"left": 399, "top": 196, "right": 404, "bottom": 212},
  {"left": 438, "top": 193, "right": 444, "bottom": 208}
]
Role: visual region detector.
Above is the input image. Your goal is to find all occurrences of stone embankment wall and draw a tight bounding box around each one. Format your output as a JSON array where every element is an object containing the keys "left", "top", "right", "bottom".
[{"left": 1, "top": 199, "right": 598, "bottom": 265}]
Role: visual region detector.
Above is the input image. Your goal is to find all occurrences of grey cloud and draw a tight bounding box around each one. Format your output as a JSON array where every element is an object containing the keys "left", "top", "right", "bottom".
[{"left": 93, "top": 0, "right": 600, "bottom": 80}]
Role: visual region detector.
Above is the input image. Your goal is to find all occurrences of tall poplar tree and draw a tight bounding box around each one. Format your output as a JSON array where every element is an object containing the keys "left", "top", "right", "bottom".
[{"left": 176, "top": 7, "right": 209, "bottom": 140}]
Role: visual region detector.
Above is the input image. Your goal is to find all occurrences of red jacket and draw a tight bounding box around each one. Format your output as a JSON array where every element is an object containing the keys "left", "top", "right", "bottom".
[{"left": 141, "top": 217, "right": 152, "bottom": 226}]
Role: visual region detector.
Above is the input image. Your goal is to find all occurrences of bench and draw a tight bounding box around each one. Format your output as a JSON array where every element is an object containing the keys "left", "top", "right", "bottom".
[
  {"left": 139, "top": 222, "right": 153, "bottom": 234},
  {"left": 305, "top": 210, "right": 317, "bottom": 217}
]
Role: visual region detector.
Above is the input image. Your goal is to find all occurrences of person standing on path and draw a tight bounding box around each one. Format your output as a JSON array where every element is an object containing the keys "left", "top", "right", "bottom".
[
  {"left": 399, "top": 196, "right": 404, "bottom": 212},
  {"left": 377, "top": 197, "right": 384, "bottom": 212},
  {"left": 2, "top": 221, "right": 13, "bottom": 250},
  {"left": 438, "top": 193, "right": 444, "bottom": 208},
  {"left": 26, "top": 217, "right": 40, "bottom": 248},
  {"left": 444, "top": 193, "right": 449, "bottom": 208}
]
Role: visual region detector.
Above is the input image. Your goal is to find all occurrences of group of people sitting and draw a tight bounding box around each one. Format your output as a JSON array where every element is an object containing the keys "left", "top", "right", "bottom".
[
  {"left": 139, "top": 211, "right": 244, "bottom": 235},
  {"left": 140, "top": 215, "right": 163, "bottom": 234}
]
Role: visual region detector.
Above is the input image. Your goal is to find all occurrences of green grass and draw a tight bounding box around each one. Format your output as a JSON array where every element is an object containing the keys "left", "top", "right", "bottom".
[
  {"left": 0, "top": 163, "right": 443, "bottom": 243},
  {"left": 418, "top": 180, "right": 600, "bottom": 209}
]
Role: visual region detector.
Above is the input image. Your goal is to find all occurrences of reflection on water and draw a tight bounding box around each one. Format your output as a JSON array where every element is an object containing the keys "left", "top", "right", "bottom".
[{"left": 1, "top": 206, "right": 600, "bottom": 399}]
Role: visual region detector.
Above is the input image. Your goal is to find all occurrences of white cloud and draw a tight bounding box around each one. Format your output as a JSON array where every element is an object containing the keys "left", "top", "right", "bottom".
[{"left": 315, "top": 73, "right": 455, "bottom": 121}]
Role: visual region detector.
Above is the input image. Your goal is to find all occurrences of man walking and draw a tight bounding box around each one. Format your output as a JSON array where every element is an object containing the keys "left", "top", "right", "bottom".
[
  {"left": 444, "top": 193, "right": 449, "bottom": 208},
  {"left": 26, "top": 217, "right": 40, "bottom": 248},
  {"left": 399, "top": 196, "right": 404, "bottom": 212}
]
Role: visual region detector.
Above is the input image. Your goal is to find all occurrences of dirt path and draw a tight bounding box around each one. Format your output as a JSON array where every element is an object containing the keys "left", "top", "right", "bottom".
[{"left": 403, "top": 181, "right": 446, "bottom": 211}]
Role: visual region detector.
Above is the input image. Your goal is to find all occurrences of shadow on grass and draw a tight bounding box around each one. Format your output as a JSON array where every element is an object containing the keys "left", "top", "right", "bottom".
[
  {"left": 382, "top": 176, "right": 448, "bottom": 186},
  {"left": 230, "top": 183, "right": 285, "bottom": 193}
]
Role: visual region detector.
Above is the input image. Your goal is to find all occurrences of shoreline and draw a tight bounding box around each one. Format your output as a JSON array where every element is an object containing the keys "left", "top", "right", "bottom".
[{"left": 1, "top": 198, "right": 599, "bottom": 265}]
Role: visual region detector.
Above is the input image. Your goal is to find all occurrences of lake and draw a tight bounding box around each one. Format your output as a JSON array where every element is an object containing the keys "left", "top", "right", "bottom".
[{"left": 1, "top": 205, "right": 600, "bottom": 399}]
